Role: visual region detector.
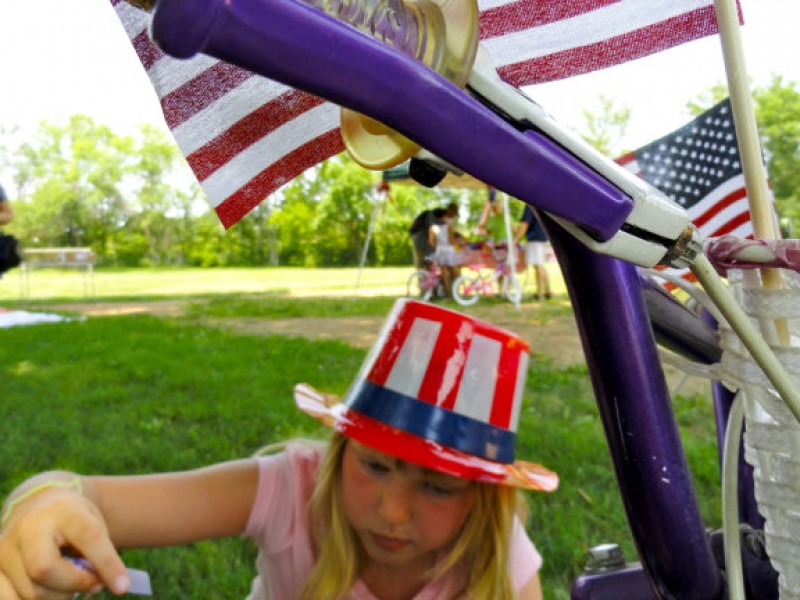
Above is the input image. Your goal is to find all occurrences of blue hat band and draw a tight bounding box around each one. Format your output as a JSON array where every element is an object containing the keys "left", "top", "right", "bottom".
[{"left": 347, "top": 380, "right": 516, "bottom": 464}]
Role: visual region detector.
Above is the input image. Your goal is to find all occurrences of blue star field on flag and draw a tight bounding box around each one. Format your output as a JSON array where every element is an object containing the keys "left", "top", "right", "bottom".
[{"left": 635, "top": 98, "right": 741, "bottom": 209}]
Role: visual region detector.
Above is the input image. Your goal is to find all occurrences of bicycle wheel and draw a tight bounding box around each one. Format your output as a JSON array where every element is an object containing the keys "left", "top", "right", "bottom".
[
  {"left": 503, "top": 274, "right": 523, "bottom": 304},
  {"left": 453, "top": 275, "right": 480, "bottom": 306},
  {"left": 407, "top": 270, "right": 434, "bottom": 301}
]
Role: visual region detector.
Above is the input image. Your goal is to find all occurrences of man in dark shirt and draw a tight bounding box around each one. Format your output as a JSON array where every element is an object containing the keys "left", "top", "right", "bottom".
[
  {"left": 514, "top": 205, "right": 551, "bottom": 300},
  {"left": 0, "top": 184, "right": 12, "bottom": 226}
]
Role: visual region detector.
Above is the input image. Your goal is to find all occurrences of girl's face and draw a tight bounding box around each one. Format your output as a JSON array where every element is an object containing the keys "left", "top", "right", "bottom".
[{"left": 340, "top": 440, "right": 476, "bottom": 573}]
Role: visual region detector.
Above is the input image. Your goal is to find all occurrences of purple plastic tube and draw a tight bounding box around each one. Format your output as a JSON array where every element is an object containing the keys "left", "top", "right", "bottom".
[
  {"left": 147, "top": 0, "right": 632, "bottom": 242},
  {"left": 544, "top": 214, "right": 725, "bottom": 600}
]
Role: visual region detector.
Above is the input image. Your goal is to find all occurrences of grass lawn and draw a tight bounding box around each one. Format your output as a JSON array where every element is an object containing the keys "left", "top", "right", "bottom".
[
  {"left": 0, "top": 264, "right": 567, "bottom": 303},
  {"left": 0, "top": 269, "right": 721, "bottom": 598}
]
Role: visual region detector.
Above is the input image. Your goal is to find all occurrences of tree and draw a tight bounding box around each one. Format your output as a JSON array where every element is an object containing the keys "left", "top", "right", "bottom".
[
  {"left": 11, "top": 116, "right": 134, "bottom": 254},
  {"left": 579, "top": 94, "right": 632, "bottom": 157},
  {"left": 8, "top": 116, "right": 206, "bottom": 266},
  {"left": 129, "top": 125, "right": 202, "bottom": 266},
  {"left": 688, "top": 77, "right": 800, "bottom": 231},
  {"left": 309, "top": 155, "right": 378, "bottom": 266},
  {"left": 269, "top": 171, "right": 319, "bottom": 266},
  {"left": 753, "top": 76, "right": 800, "bottom": 230}
]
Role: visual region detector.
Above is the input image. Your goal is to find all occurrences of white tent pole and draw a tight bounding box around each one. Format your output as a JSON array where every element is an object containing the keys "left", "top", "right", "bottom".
[
  {"left": 355, "top": 190, "right": 380, "bottom": 290},
  {"left": 713, "top": 0, "right": 788, "bottom": 343},
  {"left": 501, "top": 193, "right": 520, "bottom": 308}
]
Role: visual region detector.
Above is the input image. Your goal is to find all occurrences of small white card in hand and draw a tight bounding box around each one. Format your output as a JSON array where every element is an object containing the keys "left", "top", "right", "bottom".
[{"left": 67, "top": 557, "right": 152, "bottom": 596}]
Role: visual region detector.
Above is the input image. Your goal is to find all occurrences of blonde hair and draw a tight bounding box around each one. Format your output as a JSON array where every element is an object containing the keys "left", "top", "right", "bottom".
[{"left": 298, "top": 432, "right": 526, "bottom": 600}]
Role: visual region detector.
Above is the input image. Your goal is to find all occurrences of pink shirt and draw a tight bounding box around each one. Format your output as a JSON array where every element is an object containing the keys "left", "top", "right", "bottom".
[{"left": 244, "top": 443, "right": 541, "bottom": 600}]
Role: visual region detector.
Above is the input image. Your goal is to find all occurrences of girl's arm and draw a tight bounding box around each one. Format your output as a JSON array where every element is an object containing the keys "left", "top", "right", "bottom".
[
  {"left": 518, "top": 573, "right": 543, "bottom": 600},
  {"left": 0, "top": 459, "right": 259, "bottom": 597},
  {"left": 477, "top": 201, "right": 491, "bottom": 229},
  {"left": 90, "top": 459, "right": 259, "bottom": 548},
  {"left": 513, "top": 220, "right": 529, "bottom": 245}
]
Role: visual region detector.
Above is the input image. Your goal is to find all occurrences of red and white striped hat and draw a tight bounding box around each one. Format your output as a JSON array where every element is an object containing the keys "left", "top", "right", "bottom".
[{"left": 294, "top": 299, "right": 558, "bottom": 491}]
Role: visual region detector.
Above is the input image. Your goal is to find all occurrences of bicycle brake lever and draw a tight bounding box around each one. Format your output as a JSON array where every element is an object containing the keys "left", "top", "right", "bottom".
[{"left": 451, "top": 46, "right": 701, "bottom": 268}]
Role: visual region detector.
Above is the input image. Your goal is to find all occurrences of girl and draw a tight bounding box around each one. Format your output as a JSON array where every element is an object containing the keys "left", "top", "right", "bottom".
[
  {"left": 428, "top": 208, "right": 462, "bottom": 299},
  {"left": 0, "top": 300, "right": 557, "bottom": 599}
]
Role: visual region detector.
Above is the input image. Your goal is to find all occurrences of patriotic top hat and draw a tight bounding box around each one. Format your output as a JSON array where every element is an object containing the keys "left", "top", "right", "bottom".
[{"left": 294, "top": 299, "right": 558, "bottom": 491}]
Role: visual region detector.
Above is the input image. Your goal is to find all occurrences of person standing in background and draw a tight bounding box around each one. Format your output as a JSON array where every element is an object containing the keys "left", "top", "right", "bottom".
[
  {"left": 408, "top": 208, "right": 435, "bottom": 269},
  {"left": 0, "top": 184, "right": 12, "bottom": 226},
  {"left": 515, "top": 205, "right": 551, "bottom": 300},
  {"left": 0, "top": 181, "right": 20, "bottom": 277},
  {"left": 476, "top": 188, "right": 504, "bottom": 242}
]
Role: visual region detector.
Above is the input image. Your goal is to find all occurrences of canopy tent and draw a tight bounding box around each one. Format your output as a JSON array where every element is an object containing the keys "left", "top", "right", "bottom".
[{"left": 382, "top": 163, "right": 488, "bottom": 190}]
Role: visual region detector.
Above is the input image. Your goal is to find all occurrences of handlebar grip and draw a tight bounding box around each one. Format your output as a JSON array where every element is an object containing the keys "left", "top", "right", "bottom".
[{"left": 149, "top": 0, "right": 633, "bottom": 241}]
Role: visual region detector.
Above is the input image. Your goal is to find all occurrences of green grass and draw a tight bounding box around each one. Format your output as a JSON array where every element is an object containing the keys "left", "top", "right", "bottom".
[
  {"left": 0, "top": 279, "right": 719, "bottom": 598},
  {"left": 1, "top": 316, "right": 356, "bottom": 599},
  {"left": 0, "top": 264, "right": 567, "bottom": 304},
  {"left": 185, "top": 294, "right": 399, "bottom": 319},
  {"left": 0, "top": 266, "right": 414, "bottom": 303}
]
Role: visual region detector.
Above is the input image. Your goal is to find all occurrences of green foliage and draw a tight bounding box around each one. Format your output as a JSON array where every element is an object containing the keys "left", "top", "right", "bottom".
[
  {"left": 685, "top": 83, "right": 730, "bottom": 116},
  {"left": 4, "top": 124, "right": 495, "bottom": 269},
  {"left": 12, "top": 116, "right": 132, "bottom": 251},
  {"left": 273, "top": 154, "right": 483, "bottom": 268},
  {"left": 687, "top": 76, "right": 800, "bottom": 232},
  {"left": 579, "top": 94, "right": 633, "bottom": 157},
  {"left": 754, "top": 76, "right": 800, "bottom": 231},
  {"left": 6, "top": 116, "right": 203, "bottom": 267}
]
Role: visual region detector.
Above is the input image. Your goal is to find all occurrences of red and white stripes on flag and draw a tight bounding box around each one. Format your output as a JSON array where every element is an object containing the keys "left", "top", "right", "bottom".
[{"left": 110, "top": 0, "right": 734, "bottom": 228}]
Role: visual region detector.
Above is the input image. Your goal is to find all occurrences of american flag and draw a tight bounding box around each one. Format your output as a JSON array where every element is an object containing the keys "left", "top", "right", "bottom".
[
  {"left": 617, "top": 98, "right": 755, "bottom": 241},
  {"left": 109, "top": 0, "right": 735, "bottom": 228},
  {"left": 616, "top": 98, "right": 764, "bottom": 281}
]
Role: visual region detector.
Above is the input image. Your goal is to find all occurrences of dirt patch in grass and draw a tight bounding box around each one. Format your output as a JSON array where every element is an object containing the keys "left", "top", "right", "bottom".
[
  {"left": 44, "top": 298, "right": 585, "bottom": 364},
  {"left": 209, "top": 310, "right": 585, "bottom": 366},
  {"left": 41, "top": 297, "right": 708, "bottom": 394}
]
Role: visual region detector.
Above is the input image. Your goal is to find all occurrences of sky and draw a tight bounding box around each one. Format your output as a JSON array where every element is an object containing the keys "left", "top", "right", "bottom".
[{"left": 1, "top": 0, "right": 798, "bottom": 190}]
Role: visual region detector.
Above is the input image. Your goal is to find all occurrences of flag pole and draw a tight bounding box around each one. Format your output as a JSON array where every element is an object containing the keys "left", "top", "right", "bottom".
[
  {"left": 713, "top": 0, "right": 775, "bottom": 239},
  {"left": 713, "top": 0, "right": 788, "bottom": 344}
]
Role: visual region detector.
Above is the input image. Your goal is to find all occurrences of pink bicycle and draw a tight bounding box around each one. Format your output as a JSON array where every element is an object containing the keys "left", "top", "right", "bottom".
[
  {"left": 452, "top": 243, "right": 522, "bottom": 306},
  {"left": 406, "top": 260, "right": 446, "bottom": 302}
]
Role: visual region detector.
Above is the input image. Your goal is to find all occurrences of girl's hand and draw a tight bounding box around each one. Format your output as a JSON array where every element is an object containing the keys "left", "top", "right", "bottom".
[{"left": 0, "top": 485, "right": 130, "bottom": 598}]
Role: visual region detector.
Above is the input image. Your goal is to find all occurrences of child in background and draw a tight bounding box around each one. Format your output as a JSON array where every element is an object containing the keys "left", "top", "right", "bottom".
[
  {"left": 428, "top": 206, "right": 462, "bottom": 299},
  {"left": 0, "top": 299, "right": 557, "bottom": 599}
]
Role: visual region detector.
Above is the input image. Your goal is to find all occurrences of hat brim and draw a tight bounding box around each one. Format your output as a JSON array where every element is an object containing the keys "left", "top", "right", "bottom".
[{"left": 294, "top": 383, "right": 558, "bottom": 492}]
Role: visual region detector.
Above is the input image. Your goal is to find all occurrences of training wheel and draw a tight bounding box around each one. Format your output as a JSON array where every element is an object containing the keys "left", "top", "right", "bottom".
[{"left": 341, "top": 0, "right": 480, "bottom": 170}]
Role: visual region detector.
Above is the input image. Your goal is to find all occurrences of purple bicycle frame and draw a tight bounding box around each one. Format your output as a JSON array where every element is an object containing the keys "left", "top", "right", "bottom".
[
  {"left": 545, "top": 217, "right": 723, "bottom": 599},
  {"left": 143, "top": 0, "right": 768, "bottom": 597}
]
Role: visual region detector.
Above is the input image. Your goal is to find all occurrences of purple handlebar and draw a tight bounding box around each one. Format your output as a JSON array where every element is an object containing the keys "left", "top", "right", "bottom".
[{"left": 149, "top": 0, "right": 633, "bottom": 242}]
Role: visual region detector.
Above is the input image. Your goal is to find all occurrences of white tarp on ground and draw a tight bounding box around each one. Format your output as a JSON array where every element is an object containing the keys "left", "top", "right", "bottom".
[{"left": 0, "top": 308, "right": 74, "bottom": 328}]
